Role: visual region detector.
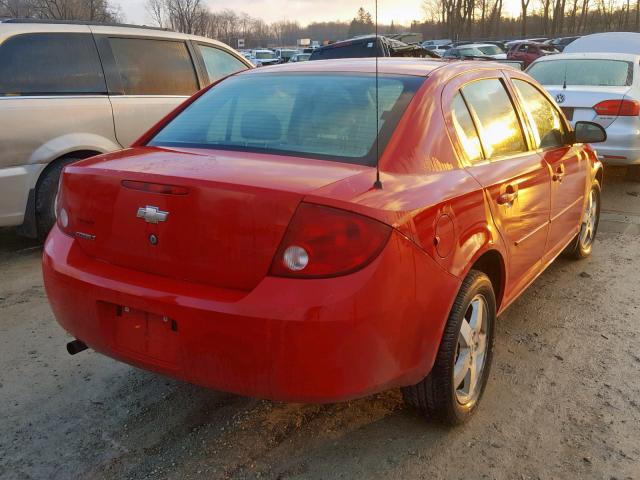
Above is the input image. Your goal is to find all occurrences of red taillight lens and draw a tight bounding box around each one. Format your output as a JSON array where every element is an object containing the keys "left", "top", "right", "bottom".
[
  {"left": 593, "top": 99, "right": 640, "bottom": 116},
  {"left": 269, "top": 203, "right": 392, "bottom": 278}
]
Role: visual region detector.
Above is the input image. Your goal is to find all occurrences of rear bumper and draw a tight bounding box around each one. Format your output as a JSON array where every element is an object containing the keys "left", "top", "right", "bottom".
[
  {"left": 43, "top": 226, "right": 460, "bottom": 403},
  {"left": 595, "top": 117, "right": 640, "bottom": 165}
]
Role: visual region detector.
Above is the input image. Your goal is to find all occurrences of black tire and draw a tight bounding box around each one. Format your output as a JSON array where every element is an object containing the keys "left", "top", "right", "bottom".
[
  {"left": 35, "top": 157, "right": 79, "bottom": 242},
  {"left": 402, "top": 270, "right": 496, "bottom": 425},
  {"left": 626, "top": 165, "right": 640, "bottom": 181},
  {"left": 564, "top": 181, "right": 601, "bottom": 260}
]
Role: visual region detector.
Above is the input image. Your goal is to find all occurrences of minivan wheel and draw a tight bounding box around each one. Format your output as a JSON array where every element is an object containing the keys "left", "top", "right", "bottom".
[
  {"left": 402, "top": 270, "right": 496, "bottom": 425},
  {"left": 35, "top": 157, "right": 80, "bottom": 242},
  {"left": 564, "top": 182, "right": 601, "bottom": 260}
]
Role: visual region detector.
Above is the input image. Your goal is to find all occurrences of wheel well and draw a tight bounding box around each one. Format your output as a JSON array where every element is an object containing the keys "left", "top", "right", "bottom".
[
  {"left": 595, "top": 167, "right": 603, "bottom": 187},
  {"left": 471, "top": 250, "right": 505, "bottom": 310},
  {"left": 35, "top": 150, "right": 102, "bottom": 191}
]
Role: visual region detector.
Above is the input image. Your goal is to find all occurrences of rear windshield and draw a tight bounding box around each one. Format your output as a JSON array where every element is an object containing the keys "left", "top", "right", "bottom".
[
  {"left": 459, "top": 48, "right": 483, "bottom": 56},
  {"left": 477, "top": 45, "right": 503, "bottom": 55},
  {"left": 149, "top": 73, "right": 423, "bottom": 165},
  {"left": 255, "top": 51, "right": 275, "bottom": 59},
  {"left": 310, "top": 41, "right": 382, "bottom": 60},
  {"left": 528, "top": 59, "right": 633, "bottom": 86}
]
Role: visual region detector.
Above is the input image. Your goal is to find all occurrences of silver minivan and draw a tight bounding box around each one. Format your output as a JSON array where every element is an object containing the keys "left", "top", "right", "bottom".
[{"left": 0, "top": 19, "right": 252, "bottom": 239}]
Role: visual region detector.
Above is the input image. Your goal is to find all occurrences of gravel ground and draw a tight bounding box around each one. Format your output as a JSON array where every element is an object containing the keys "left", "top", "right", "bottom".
[{"left": 0, "top": 168, "right": 639, "bottom": 480}]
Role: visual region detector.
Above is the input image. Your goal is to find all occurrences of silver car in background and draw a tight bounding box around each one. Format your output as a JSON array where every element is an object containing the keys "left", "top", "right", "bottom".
[
  {"left": 0, "top": 20, "right": 252, "bottom": 240},
  {"left": 527, "top": 52, "right": 640, "bottom": 179}
]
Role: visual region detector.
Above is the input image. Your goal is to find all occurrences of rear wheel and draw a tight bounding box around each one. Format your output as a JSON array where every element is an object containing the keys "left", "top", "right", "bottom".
[
  {"left": 564, "top": 182, "right": 600, "bottom": 260},
  {"left": 35, "top": 157, "right": 80, "bottom": 242},
  {"left": 402, "top": 270, "right": 496, "bottom": 425}
]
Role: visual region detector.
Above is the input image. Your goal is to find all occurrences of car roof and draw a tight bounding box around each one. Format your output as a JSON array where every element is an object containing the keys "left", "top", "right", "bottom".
[
  {"left": 236, "top": 57, "right": 509, "bottom": 77},
  {"left": 459, "top": 43, "right": 496, "bottom": 48},
  {"left": 531, "top": 51, "right": 640, "bottom": 63},
  {"left": 564, "top": 32, "right": 640, "bottom": 54},
  {"left": 0, "top": 20, "right": 235, "bottom": 52}
]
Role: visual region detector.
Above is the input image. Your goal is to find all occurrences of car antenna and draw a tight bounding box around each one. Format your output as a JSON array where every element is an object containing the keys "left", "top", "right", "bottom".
[
  {"left": 373, "top": 0, "right": 383, "bottom": 190},
  {"left": 562, "top": 62, "right": 567, "bottom": 90}
]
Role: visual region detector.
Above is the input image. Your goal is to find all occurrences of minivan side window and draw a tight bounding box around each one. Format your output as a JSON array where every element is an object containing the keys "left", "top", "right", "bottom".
[
  {"left": 512, "top": 79, "right": 567, "bottom": 149},
  {"left": 197, "top": 44, "right": 248, "bottom": 84},
  {"left": 108, "top": 38, "right": 198, "bottom": 95},
  {"left": 451, "top": 93, "right": 483, "bottom": 164},
  {"left": 0, "top": 33, "right": 106, "bottom": 96},
  {"left": 461, "top": 78, "right": 527, "bottom": 159}
]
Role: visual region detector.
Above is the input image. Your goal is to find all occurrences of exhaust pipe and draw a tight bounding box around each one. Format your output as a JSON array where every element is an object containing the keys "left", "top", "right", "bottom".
[{"left": 66, "top": 339, "right": 88, "bottom": 355}]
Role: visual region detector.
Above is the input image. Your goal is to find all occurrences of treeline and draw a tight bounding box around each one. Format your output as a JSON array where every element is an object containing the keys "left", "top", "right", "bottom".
[
  {"left": 5, "top": 0, "right": 640, "bottom": 48},
  {"left": 146, "top": 1, "right": 408, "bottom": 47},
  {"left": 0, "top": 0, "right": 121, "bottom": 22},
  {"left": 421, "top": 0, "right": 640, "bottom": 40}
]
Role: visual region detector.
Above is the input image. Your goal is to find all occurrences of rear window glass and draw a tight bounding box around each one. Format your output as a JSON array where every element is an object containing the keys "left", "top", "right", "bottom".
[
  {"left": 109, "top": 38, "right": 198, "bottom": 95},
  {"left": 149, "top": 73, "right": 423, "bottom": 166},
  {"left": 477, "top": 45, "right": 502, "bottom": 55},
  {"left": 528, "top": 59, "right": 633, "bottom": 86},
  {"left": 0, "top": 33, "right": 106, "bottom": 96},
  {"left": 310, "top": 41, "right": 382, "bottom": 60}
]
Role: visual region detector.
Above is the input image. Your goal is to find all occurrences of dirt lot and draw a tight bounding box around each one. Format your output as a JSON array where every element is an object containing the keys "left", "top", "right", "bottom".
[{"left": 1, "top": 168, "right": 639, "bottom": 480}]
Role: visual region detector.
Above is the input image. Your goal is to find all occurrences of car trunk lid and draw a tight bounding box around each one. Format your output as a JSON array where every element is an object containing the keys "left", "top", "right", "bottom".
[
  {"left": 544, "top": 85, "right": 632, "bottom": 128},
  {"left": 61, "top": 147, "right": 367, "bottom": 291}
]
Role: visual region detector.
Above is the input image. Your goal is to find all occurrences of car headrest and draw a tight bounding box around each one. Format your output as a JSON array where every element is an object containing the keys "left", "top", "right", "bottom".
[{"left": 241, "top": 111, "right": 282, "bottom": 142}]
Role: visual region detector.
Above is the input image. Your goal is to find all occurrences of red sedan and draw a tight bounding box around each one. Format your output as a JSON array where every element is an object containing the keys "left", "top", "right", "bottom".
[{"left": 43, "top": 59, "right": 605, "bottom": 425}]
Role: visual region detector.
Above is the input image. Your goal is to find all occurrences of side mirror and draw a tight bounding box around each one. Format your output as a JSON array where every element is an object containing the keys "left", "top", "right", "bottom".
[{"left": 573, "top": 121, "right": 607, "bottom": 144}]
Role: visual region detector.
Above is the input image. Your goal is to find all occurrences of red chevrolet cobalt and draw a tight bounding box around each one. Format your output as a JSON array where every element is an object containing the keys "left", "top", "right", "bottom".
[{"left": 43, "top": 59, "right": 605, "bottom": 425}]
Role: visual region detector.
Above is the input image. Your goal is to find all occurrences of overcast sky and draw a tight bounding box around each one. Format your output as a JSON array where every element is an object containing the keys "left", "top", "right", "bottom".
[{"left": 113, "top": 0, "right": 521, "bottom": 27}]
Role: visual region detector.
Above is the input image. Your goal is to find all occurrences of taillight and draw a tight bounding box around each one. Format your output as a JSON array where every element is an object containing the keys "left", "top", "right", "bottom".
[
  {"left": 269, "top": 203, "right": 392, "bottom": 278},
  {"left": 593, "top": 99, "right": 640, "bottom": 116},
  {"left": 56, "top": 172, "right": 73, "bottom": 236}
]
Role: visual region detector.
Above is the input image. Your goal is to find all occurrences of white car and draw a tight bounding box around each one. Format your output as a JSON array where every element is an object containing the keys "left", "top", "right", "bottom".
[
  {"left": 447, "top": 43, "right": 506, "bottom": 60},
  {"left": 527, "top": 51, "right": 640, "bottom": 179},
  {"left": 421, "top": 43, "right": 451, "bottom": 56},
  {"left": 250, "top": 49, "right": 279, "bottom": 67}
]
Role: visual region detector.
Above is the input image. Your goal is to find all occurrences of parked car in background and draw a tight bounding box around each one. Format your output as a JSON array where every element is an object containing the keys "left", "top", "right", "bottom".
[
  {"left": 0, "top": 19, "right": 252, "bottom": 240},
  {"left": 44, "top": 58, "right": 604, "bottom": 426},
  {"left": 309, "top": 35, "right": 438, "bottom": 60},
  {"left": 251, "top": 49, "right": 279, "bottom": 66},
  {"left": 422, "top": 43, "right": 451, "bottom": 57},
  {"left": 275, "top": 48, "right": 298, "bottom": 63},
  {"left": 528, "top": 52, "right": 640, "bottom": 179},
  {"left": 507, "top": 41, "right": 558, "bottom": 67},
  {"left": 443, "top": 43, "right": 506, "bottom": 59},
  {"left": 289, "top": 52, "right": 311, "bottom": 62},
  {"left": 545, "top": 36, "right": 580, "bottom": 52},
  {"left": 422, "top": 38, "right": 452, "bottom": 46}
]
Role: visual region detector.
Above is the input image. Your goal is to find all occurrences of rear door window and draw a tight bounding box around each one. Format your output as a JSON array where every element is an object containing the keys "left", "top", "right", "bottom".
[
  {"left": 461, "top": 79, "right": 527, "bottom": 159},
  {"left": 0, "top": 33, "right": 106, "bottom": 96},
  {"left": 108, "top": 38, "right": 198, "bottom": 95},
  {"left": 513, "top": 79, "right": 567, "bottom": 149},
  {"left": 197, "top": 44, "right": 248, "bottom": 84}
]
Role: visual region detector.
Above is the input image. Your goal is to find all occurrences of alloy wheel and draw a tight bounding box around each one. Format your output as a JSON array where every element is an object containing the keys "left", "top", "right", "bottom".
[
  {"left": 579, "top": 189, "right": 598, "bottom": 250},
  {"left": 454, "top": 294, "right": 489, "bottom": 405}
]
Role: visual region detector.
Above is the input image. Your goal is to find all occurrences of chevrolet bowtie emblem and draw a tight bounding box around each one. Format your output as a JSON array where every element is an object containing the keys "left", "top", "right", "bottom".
[{"left": 136, "top": 206, "right": 169, "bottom": 224}]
